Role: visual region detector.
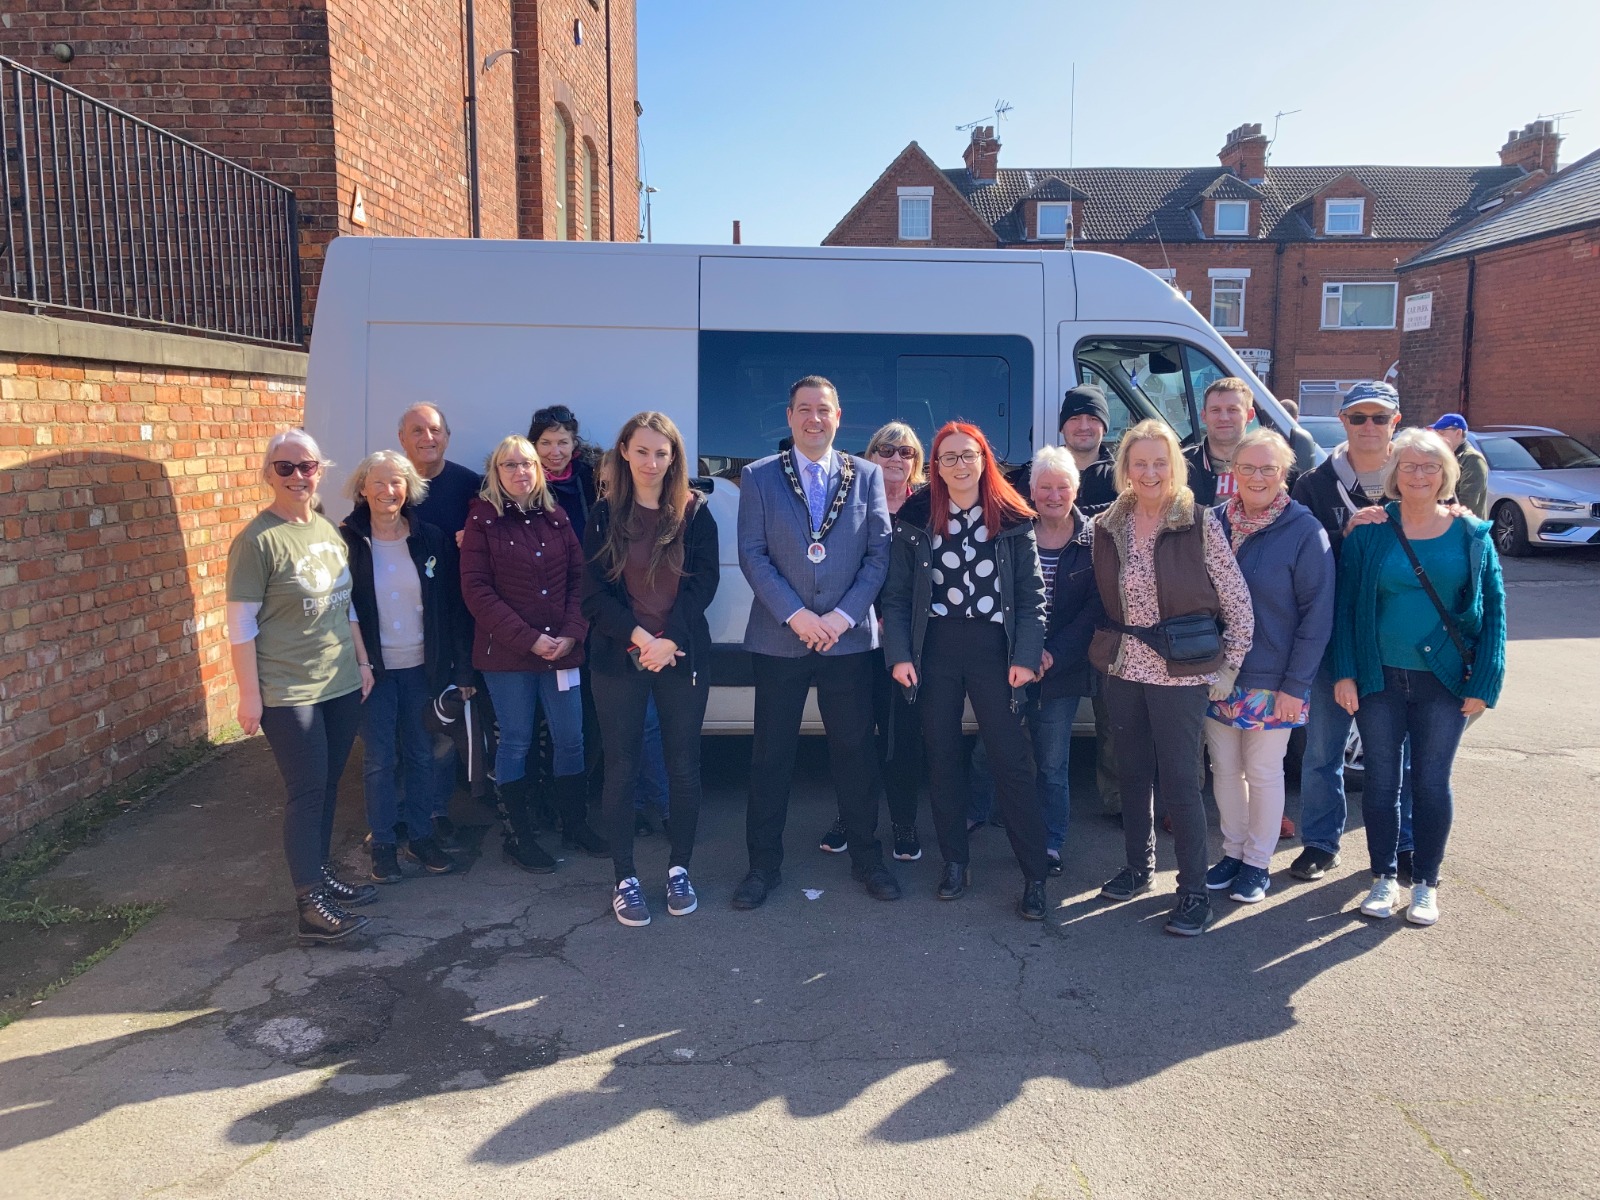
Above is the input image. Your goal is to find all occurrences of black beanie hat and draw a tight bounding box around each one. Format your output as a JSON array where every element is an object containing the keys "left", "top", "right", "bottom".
[{"left": 1059, "top": 384, "right": 1110, "bottom": 432}]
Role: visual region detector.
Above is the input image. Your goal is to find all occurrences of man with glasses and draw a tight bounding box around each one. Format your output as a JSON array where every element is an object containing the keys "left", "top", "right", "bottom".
[{"left": 1288, "top": 381, "right": 1412, "bottom": 881}]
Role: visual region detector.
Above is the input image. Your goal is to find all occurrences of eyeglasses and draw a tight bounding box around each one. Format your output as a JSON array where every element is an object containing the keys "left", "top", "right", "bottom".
[
  {"left": 874, "top": 445, "right": 918, "bottom": 460},
  {"left": 499, "top": 459, "right": 536, "bottom": 472},
  {"left": 270, "top": 460, "right": 320, "bottom": 478},
  {"left": 1396, "top": 461, "right": 1443, "bottom": 476},
  {"left": 936, "top": 450, "right": 983, "bottom": 467},
  {"left": 1343, "top": 413, "right": 1395, "bottom": 426},
  {"left": 1234, "top": 464, "right": 1283, "bottom": 479}
]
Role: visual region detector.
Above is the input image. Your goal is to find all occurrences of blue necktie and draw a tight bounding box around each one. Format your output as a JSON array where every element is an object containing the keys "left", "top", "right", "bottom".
[{"left": 805, "top": 461, "right": 826, "bottom": 532}]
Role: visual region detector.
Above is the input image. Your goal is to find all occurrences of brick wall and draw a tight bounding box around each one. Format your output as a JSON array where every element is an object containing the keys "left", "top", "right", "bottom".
[
  {"left": 0, "top": 324, "right": 306, "bottom": 847},
  {"left": 1399, "top": 229, "right": 1600, "bottom": 443},
  {"left": 823, "top": 144, "right": 995, "bottom": 249}
]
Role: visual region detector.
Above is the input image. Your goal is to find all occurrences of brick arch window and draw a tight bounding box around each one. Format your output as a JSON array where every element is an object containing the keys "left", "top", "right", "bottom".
[
  {"left": 553, "top": 107, "right": 572, "bottom": 240},
  {"left": 580, "top": 138, "right": 599, "bottom": 241}
]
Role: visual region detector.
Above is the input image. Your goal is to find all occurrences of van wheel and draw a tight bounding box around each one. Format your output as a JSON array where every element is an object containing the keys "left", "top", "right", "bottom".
[{"left": 1491, "top": 501, "right": 1530, "bottom": 557}]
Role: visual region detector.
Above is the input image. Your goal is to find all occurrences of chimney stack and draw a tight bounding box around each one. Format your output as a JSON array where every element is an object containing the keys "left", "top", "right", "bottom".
[
  {"left": 1218, "top": 122, "right": 1268, "bottom": 184},
  {"left": 1499, "top": 120, "right": 1561, "bottom": 174},
  {"left": 963, "top": 126, "right": 1001, "bottom": 183}
]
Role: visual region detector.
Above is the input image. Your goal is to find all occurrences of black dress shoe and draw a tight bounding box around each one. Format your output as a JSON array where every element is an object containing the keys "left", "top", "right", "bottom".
[
  {"left": 730, "top": 869, "right": 780, "bottom": 910},
  {"left": 1017, "top": 879, "right": 1047, "bottom": 921},
  {"left": 852, "top": 861, "right": 902, "bottom": 901},
  {"left": 936, "top": 861, "right": 970, "bottom": 900}
]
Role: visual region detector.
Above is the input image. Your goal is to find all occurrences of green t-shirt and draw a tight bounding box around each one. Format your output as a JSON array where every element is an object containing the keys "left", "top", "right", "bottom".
[{"left": 226, "top": 511, "right": 361, "bottom": 707}]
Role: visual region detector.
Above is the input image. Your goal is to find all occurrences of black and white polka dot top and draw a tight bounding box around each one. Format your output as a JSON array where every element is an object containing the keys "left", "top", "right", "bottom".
[{"left": 929, "top": 500, "right": 1004, "bottom": 623}]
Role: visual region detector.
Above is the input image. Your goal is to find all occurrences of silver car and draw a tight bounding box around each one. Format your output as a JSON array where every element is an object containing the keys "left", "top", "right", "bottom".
[{"left": 1469, "top": 425, "right": 1600, "bottom": 556}]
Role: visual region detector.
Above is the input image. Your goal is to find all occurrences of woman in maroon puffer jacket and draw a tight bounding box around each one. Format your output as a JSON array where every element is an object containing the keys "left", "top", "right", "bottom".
[{"left": 460, "top": 434, "right": 606, "bottom": 872}]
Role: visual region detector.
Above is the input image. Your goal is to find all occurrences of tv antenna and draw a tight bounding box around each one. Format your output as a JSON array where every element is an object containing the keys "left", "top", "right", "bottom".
[
  {"left": 957, "top": 100, "right": 1013, "bottom": 133},
  {"left": 1537, "top": 109, "right": 1581, "bottom": 136},
  {"left": 1267, "top": 108, "right": 1301, "bottom": 164}
]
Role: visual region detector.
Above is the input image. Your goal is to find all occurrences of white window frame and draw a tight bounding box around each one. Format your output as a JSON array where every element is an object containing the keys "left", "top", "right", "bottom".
[
  {"left": 1321, "top": 281, "right": 1398, "bottom": 330},
  {"left": 1213, "top": 200, "right": 1249, "bottom": 236},
  {"left": 1036, "top": 201, "right": 1072, "bottom": 240},
  {"left": 1209, "top": 273, "right": 1247, "bottom": 335},
  {"left": 897, "top": 186, "right": 932, "bottom": 241},
  {"left": 1324, "top": 197, "right": 1365, "bottom": 236},
  {"left": 1150, "top": 267, "right": 1177, "bottom": 282}
]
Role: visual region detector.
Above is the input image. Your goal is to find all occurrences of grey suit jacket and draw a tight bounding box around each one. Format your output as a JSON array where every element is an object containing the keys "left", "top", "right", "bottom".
[{"left": 737, "top": 451, "right": 891, "bottom": 657}]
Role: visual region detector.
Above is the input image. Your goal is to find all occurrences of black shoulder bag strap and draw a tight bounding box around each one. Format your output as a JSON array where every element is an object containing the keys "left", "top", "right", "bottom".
[{"left": 1389, "top": 519, "right": 1474, "bottom": 678}]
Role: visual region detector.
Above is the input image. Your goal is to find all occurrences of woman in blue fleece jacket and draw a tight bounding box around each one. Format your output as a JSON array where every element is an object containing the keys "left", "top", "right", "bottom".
[
  {"left": 1202, "top": 430, "right": 1335, "bottom": 905},
  {"left": 1333, "top": 428, "right": 1506, "bottom": 929}
]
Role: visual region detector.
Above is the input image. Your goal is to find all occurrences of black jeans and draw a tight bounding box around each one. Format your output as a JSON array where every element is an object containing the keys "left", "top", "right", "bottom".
[
  {"left": 592, "top": 664, "right": 709, "bottom": 883},
  {"left": 1101, "top": 672, "right": 1208, "bottom": 897},
  {"left": 259, "top": 689, "right": 364, "bottom": 892},
  {"left": 867, "top": 662, "right": 922, "bottom": 827},
  {"left": 748, "top": 650, "right": 883, "bottom": 874},
  {"left": 918, "top": 618, "right": 1048, "bottom": 881}
]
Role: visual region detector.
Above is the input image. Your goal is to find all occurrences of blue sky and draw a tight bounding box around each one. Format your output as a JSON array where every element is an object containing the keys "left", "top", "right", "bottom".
[{"left": 636, "top": 0, "right": 1598, "bottom": 246}]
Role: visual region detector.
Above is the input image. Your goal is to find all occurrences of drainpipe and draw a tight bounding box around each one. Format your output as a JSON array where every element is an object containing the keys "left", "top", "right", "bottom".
[
  {"left": 1268, "top": 240, "right": 1284, "bottom": 397},
  {"left": 464, "top": 0, "right": 481, "bottom": 237},
  {"left": 604, "top": 0, "right": 615, "bottom": 240},
  {"left": 1457, "top": 257, "right": 1477, "bottom": 419}
]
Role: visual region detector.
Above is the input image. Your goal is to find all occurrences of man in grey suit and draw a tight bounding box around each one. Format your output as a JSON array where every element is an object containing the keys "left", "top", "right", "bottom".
[{"left": 733, "top": 375, "right": 900, "bottom": 909}]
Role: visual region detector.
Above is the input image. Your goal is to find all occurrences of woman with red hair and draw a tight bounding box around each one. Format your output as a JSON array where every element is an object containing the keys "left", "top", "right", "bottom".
[{"left": 881, "top": 422, "right": 1052, "bottom": 920}]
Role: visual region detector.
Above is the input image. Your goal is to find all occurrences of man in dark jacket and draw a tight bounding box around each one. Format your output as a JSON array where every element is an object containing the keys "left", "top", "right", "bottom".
[
  {"left": 1184, "top": 377, "right": 1255, "bottom": 505},
  {"left": 1430, "top": 413, "right": 1490, "bottom": 518},
  {"left": 1057, "top": 385, "right": 1120, "bottom": 516}
]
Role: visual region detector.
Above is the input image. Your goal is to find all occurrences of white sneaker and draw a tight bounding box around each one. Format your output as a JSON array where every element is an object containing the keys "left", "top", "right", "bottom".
[
  {"left": 1407, "top": 883, "right": 1439, "bottom": 926},
  {"left": 1360, "top": 876, "right": 1402, "bottom": 919}
]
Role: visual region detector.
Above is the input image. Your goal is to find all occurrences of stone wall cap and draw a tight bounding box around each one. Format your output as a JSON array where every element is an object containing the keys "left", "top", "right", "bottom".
[{"left": 0, "top": 311, "right": 307, "bottom": 379}]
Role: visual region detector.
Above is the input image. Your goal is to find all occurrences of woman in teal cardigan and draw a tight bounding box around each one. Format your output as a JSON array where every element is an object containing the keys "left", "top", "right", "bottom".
[{"left": 1332, "top": 428, "right": 1505, "bottom": 928}]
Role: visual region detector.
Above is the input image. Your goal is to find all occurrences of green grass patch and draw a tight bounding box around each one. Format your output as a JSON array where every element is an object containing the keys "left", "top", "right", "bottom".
[{"left": 0, "top": 901, "right": 161, "bottom": 1030}]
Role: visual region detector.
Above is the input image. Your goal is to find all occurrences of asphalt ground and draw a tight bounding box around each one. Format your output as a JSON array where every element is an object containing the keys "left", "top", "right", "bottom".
[{"left": 2, "top": 550, "right": 1597, "bottom": 1199}]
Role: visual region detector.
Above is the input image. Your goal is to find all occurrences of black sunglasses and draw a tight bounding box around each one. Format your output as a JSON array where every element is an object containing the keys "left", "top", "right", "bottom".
[
  {"left": 1343, "top": 413, "right": 1395, "bottom": 426},
  {"left": 874, "top": 445, "right": 918, "bottom": 460},
  {"left": 270, "top": 459, "right": 321, "bottom": 477}
]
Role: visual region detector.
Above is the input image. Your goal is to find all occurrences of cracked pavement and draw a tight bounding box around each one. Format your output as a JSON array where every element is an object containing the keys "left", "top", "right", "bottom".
[{"left": 1, "top": 553, "right": 1597, "bottom": 1198}]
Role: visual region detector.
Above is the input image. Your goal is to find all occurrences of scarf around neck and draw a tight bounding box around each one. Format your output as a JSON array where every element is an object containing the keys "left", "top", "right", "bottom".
[{"left": 1223, "top": 491, "right": 1290, "bottom": 552}]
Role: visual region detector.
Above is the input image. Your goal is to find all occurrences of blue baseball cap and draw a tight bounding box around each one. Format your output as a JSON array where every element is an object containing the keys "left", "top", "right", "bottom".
[
  {"left": 1429, "top": 412, "right": 1468, "bottom": 432},
  {"left": 1340, "top": 381, "right": 1399, "bottom": 411}
]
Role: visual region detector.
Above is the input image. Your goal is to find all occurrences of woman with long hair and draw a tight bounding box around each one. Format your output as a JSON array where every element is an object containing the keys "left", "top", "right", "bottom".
[
  {"left": 582, "top": 412, "right": 720, "bottom": 926},
  {"left": 339, "top": 449, "right": 475, "bottom": 883},
  {"left": 460, "top": 435, "right": 604, "bottom": 873},
  {"left": 1089, "top": 419, "right": 1253, "bottom": 936},
  {"left": 227, "top": 429, "right": 377, "bottom": 943},
  {"left": 881, "top": 421, "right": 1052, "bottom": 920}
]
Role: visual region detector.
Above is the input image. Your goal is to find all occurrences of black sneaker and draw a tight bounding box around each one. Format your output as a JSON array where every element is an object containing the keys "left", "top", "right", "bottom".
[
  {"left": 432, "top": 815, "right": 458, "bottom": 849},
  {"left": 936, "top": 862, "right": 970, "bottom": 900},
  {"left": 731, "top": 869, "right": 779, "bottom": 910},
  {"left": 404, "top": 836, "right": 455, "bottom": 875},
  {"left": 1396, "top": 849, "right": 1415, "bottom": 888},
  {"left": 370, "top": 844, "right": 403, "bottom": 884},
  {"left": 1099, "top": 866, "right": 1154, "bottom": 902},
  {"left": 818, "top": 820, "right": 849, "bottom": 854},
  {"left": 891, "top": 823, "right": 922, "bottom": 862},
  {"left": 296, "top": 889, "right": 369, "bottom": 944},
  {"left": 1017, "top": 879, "right": 1047, "bottom": 921},
  {"left": 852, "top": 861, "right": 902, "bottom": 901},
  {"left": 1164, "top": 893, "right": 1215, "bottom": 937},
  {"left": 1289, "top": 848, "right": 1341, "bottom": 881},
  {"left": 322, "top": 863, "right": 379, "bottom": 906},
  {"left": 562, "top": 824, "right": 611, "bottom": 858}
]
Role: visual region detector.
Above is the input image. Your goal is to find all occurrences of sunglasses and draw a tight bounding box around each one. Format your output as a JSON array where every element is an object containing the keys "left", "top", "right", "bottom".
[
  {"left": 874, "top": 445, "right": 918, "bottom": 460},
  {"left": 1343, "top": 413, "right": 1395, "bottom": 426},
  {"left": 270, "top": 460, "right": 321, "bottom": 477}
]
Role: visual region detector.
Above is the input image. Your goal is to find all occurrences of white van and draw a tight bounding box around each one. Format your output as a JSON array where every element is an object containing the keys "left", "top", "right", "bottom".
[{"left": 306, "top": 238, "right": 1308, "bottom": 731}]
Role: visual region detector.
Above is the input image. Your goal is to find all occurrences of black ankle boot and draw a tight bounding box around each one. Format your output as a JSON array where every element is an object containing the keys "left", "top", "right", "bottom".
[
  {"left": 554, "top": 774, "right": 610, "bottom": 858},
  {"left": 498, "top": 777, "right": 557, "bottom": 874},
  {"left": 296, "top": 888, "right": 369, "bottom": 943},
  {"left": 321, "top": 863, "right": 379, "bottom": 906}
]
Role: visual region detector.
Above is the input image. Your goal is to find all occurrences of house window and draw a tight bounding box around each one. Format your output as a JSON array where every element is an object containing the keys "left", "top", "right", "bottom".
[
  {"left": 1214, "top": 200, "right": 1248, "bottom": 236},
  {"left": 553, "top": 109, "right": 571, "bottom": 241},
  {"left": 1325, "top": 198, "right": 1364, "bottom": 236},
  {"left": 897, "top": 186, "right": 932, "bottom": 240},
  {"left": 578, "top": 142, "right": 595, "bottom": 240},
  {"left": 1210, "top": 274, "right": 1246, "bottom": 334},
  {"left": 1321, "top": 282, "right": 1398, "bottom": 329},
  {"left": 1037, "top": 202, "right": 1071, "bottom": 240}
]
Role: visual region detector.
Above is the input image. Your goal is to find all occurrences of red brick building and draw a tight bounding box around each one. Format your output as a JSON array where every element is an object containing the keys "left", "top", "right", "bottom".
[
  {"left": 825, "top": 121, "right": 1559, "bottom": 416},
  {"left": 0, "top": 0, "right": 640, "bottom": 330},
  {"left": 1396, "top": 146, "right": 1600, "bottom": 446}
]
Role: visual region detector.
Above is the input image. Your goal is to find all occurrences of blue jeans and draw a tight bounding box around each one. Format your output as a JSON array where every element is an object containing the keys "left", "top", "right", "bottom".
[
  {"left": 1299, "top": 661, "right": 1414, "bottom": 855},
  {"left": 361, "top": 665, "right": 436, "bottom": 845},
  {"left": 483, "top": 670, "right": 585, "bottom": 784},
  {"left": 1028, "top": 694, "right": 1075, "bottom": 855},
  {"left": 1355, "top": 667, "right": 1467, "bottom": 887},
  {"left": 633, "top": 695, "right": 670, "bottom": 817}
]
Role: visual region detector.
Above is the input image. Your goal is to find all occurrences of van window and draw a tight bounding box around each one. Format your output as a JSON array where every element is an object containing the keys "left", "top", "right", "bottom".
[
  {"left": 1074, "top": 337, "right": 1232, "bottom": 446},
  {"left": 698, "top": 332, "right": 1033, "bottom": 477}
]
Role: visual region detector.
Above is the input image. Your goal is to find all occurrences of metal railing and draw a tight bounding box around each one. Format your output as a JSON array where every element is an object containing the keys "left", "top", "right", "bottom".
[{"left": 1, "top": 55, "right": 303, "bottom": 346}]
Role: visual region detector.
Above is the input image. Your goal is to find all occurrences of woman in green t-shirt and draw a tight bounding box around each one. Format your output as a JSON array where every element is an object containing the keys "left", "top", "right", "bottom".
[{"left": 226, "top": 429, "right": 378, "bottom": 944}]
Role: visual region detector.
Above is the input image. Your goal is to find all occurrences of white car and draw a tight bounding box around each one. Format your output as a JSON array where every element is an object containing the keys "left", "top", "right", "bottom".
[{"left": 1470, "top": 425, "right": 1600, "bottom": 556}]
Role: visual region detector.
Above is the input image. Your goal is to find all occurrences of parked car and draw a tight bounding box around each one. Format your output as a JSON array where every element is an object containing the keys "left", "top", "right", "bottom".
[
  {"left": 1469, "top": 425, "right": 1600, "bottom": 556},
  {"left": 1298, "top": 415, "right": 1346, "bottom": 451}
]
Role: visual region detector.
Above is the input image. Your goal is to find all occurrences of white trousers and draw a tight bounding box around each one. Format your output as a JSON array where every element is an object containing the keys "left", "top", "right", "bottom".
[{"left": 1203, "top": 721, "right": 1292, "bottom": 869}]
